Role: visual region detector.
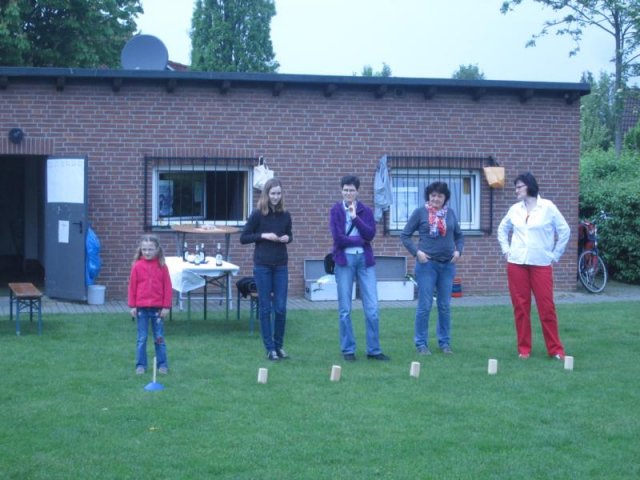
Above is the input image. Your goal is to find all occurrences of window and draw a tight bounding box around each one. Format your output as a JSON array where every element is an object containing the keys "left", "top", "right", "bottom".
[
  {"left": 386, "top": 156, "right": 495, "bottom": 234},
  {"left": 390, "top": 169, "right": 480, "bottom": 230},
  {"left": 144, "top": 156, "right": 255, "bottom": 229}
]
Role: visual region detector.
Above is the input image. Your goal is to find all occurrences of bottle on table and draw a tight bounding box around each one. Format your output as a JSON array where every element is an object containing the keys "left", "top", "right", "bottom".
[
  {"left": 182, "top": 242, "right": 188, "bottom": 262},
  {"left": 215, "top": 242, "right": 223, "bottom": 266},
  {"left": 200, "top": 243, "right": 206, "bottom": 263},
  {"left": 194, "top": 244, "right": 201, "bottom": 265}
]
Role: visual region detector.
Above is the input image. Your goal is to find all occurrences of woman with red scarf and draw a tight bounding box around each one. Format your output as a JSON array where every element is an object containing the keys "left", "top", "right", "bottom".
[{"left": 401, "top": 182, "right": 464, "bottom": 356}]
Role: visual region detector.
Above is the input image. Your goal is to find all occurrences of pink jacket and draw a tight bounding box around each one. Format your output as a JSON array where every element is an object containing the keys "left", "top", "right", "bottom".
[{"left": 128, "top": 257, "right": 173, "bottom": 309}]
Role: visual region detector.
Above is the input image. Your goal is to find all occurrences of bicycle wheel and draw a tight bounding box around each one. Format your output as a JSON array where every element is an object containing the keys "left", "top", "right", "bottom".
[{"left": 578, "top": 250, "right": 608, "bottom": 293}]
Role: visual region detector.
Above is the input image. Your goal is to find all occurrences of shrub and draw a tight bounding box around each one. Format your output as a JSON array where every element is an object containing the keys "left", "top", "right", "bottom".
[
  {"left": 624, "top": 118, "right": 640, "bottom": 151},
  {"left": 580, "top": 149, "right": 640, "bottom": 283}
]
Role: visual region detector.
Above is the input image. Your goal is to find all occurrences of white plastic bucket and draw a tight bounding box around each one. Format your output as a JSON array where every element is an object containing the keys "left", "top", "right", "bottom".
[{"left": 87, "top": 284, "right": 106, "bottom": 305}]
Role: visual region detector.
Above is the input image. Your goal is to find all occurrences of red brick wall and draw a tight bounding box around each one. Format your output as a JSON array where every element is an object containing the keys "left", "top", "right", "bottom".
[{"left": 1, "top": 81, "right": 580, "bottom": 298}]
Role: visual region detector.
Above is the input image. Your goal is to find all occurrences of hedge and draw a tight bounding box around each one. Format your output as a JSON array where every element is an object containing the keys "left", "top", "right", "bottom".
[{"left": 579, "top": 149, "right": 640, "bottom": 284}]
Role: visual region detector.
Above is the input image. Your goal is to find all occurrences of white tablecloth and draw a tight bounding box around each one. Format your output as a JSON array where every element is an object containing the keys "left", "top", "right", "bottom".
[{"left": 165, "top": 256, "right": 240, "bottom": 294}]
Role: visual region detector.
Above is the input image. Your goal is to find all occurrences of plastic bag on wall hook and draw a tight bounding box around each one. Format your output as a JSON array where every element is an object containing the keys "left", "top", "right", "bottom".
[
  {"left": 483, "top": 159, "right": 505, "bottom": 188},
  {"left": 253, "top": 156, "right": 274, "bottom": 191}
]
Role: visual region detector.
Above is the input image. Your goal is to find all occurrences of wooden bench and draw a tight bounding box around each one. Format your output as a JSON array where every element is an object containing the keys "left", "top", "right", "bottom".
[{"left": 8, "top": 282, "right": 43, "bottom": 336}]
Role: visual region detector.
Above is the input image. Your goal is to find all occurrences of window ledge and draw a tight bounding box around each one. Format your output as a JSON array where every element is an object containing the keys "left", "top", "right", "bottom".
[{"left": 387, "top": 229, "right": 487, "bottom": 237}]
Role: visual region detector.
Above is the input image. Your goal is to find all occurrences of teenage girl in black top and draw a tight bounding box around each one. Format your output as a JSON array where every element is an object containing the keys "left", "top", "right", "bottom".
[{"left": 240, "top": 178, "right": 293, "bottom": 361}]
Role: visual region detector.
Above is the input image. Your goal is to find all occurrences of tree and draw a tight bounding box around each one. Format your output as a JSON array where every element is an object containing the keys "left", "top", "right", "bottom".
[
  {"left": 500, "top": 0, "right": 640, "bottom": 154},
  {"left": 580, "top": 71, "right": 615, "bottom": 152},
  {"left": 360, "top": 62, "right": 392, "bottom": 77},
  {"left": 452, "top": 64, "right": 486, "bottom": 80},
  {"left": 0, "top": 0, "right": 142, "bottom": 68},
  {"left": 190, "top": 0, "right": 279, "bottom": 72}
]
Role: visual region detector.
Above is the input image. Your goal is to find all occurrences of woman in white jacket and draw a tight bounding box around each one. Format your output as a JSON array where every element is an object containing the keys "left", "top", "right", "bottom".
[{"left": 497, "top": 172, "right": 570, "bottom": 360}]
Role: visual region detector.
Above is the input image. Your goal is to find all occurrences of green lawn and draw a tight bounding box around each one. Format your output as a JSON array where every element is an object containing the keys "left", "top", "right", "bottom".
[{"left": 1, "top": 302, "right": 639, "bottom": 479}]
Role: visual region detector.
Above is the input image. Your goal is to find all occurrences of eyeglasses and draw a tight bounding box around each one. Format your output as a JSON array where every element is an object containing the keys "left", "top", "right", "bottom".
[{"left": 515, "top": 184, "right": 527, "bottom": 190}]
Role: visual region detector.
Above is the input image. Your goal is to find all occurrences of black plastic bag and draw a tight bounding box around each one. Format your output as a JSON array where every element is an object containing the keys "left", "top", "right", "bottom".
[
  {"left": 324, "top": 253, "right": 335, "bottom": 275},
  {"left": 236, "top": 277, "right": 257, "bottom": 298}
]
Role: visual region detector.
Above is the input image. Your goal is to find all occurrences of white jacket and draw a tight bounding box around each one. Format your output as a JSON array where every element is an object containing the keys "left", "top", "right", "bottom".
[{"left": 497, "top": 196, "right": 570, "bottom": 266}]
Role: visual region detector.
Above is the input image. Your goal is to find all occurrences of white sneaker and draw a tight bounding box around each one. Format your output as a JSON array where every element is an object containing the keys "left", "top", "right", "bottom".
[{"left": 276, "top": 349, "right": 290, "bottom": 359}]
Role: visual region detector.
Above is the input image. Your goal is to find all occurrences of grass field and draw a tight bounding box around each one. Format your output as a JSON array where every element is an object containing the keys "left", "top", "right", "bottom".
[{"left": 1, "top": 301, "right": 639, "bottom": 479}]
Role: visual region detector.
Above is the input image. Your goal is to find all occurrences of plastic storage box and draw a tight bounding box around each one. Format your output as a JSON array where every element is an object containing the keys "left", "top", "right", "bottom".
[
  {"left": 304, "top": 258, "right": 355, "bottom": 301},
  {"left": 374, "top": 256, "right": 414, "bottom": 301}
]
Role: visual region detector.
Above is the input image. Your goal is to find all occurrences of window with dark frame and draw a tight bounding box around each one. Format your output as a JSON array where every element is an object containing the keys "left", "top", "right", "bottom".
[
  {"left": 385, "top": 155, "right": 496, "bottom": 235},
  {"left": 144, "top": 156, "right": 256, "bottom": 230}
]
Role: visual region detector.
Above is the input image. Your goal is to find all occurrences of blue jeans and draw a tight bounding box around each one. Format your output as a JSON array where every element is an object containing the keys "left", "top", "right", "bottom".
[
  {"left": 254, "top": 264, "right": 288, "bottom": 352},
  {"left": 334, "top": 253, "right": 382, "bottom": 355},
  {"left": 414, "top": 260, "right": 456, "bottom": 349},
  {"left": 136, "top": 308, "right": 168, "bottom": 369}
]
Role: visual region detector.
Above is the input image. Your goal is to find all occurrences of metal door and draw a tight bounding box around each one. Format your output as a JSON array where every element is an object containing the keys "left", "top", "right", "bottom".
[{"left": 44, "top": 157, "right": 88, "bottom": 301}]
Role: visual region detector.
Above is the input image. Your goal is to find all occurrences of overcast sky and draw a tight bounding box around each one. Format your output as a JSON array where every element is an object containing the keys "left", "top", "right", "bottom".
[{"left": 135, "top": 0, "right": 614, "bottom": 83}]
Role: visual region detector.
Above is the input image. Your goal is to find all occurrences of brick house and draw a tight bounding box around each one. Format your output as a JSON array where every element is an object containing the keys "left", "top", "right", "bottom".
[{"left": 0, "top": 67, "right": 589, "bottom": 300}]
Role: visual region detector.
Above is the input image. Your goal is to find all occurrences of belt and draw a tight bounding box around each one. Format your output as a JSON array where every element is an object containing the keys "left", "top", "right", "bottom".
[{"left": 430, "top": 257, "right": 451, "bottom": 263}]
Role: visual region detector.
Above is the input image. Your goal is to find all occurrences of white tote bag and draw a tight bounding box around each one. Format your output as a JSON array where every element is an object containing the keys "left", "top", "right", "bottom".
[{"left": 253, "top": 156, "right": 274, "bottom": 191}]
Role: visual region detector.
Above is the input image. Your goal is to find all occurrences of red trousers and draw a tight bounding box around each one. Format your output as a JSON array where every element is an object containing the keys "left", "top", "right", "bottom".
[{"left": 507, "top": 263, "right": 564, "bottom": 357}]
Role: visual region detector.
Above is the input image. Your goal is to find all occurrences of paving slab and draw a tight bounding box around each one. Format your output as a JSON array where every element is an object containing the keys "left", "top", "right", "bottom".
[{"left": 0, "top": 281, "right": 638, "bottom": 317}]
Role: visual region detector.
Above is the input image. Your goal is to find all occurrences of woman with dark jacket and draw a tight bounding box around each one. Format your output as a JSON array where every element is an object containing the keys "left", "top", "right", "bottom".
[
  {"left": 329, "top": 175, "right": 389, "bottom": 362},
  {"left": 240, "top": 178, "right": 293, "bottom": 361}
]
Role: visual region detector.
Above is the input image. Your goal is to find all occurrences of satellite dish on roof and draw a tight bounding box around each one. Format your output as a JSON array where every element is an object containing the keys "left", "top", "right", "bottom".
[{"left": 121, "top": 34, "right": 169, "bottom": 70}]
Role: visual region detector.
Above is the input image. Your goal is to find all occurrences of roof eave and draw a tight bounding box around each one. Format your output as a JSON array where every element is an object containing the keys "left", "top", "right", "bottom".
[{"left": 0, "top": 66, "right": 591, "bottom": 100}]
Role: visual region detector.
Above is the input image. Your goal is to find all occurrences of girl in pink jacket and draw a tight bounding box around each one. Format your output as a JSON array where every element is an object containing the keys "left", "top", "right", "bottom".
[{"left": 128, "top": 235, "right": 172, "bottom": 375}]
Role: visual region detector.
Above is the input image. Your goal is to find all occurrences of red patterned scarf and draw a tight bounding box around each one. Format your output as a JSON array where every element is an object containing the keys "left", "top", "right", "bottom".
[{"left": 426, "top": 203, "right": 448, "bottom": 238}]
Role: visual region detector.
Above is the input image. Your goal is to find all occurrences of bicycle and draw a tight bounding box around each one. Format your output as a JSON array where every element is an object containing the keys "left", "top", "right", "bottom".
[{"left": 577, "top": 212, "right": 608, "bottom": 293}]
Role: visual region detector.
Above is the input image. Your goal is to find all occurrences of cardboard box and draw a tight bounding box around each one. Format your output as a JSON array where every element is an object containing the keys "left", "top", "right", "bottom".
[
  {"left": 304, "top": 259, "right": 355, "bottom": 301},
  {"left": 375, "top": 256, "right": 414, "bottom": 301}
]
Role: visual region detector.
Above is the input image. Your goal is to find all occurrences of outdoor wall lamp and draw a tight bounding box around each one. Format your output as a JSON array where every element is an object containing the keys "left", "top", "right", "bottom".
[{"left": 9, "top": 128, "right": 24, "bottom": 144}]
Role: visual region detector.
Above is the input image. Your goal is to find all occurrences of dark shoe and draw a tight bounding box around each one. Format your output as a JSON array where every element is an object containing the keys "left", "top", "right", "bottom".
[
  {"left": 367, "top": 353, "right": 390, "bottom": 361},
  {"left": 417, "top": 346, "right": 432, "bottom": 356},
  {"left": 267, "top": 350, "right": 280, "bottom": 361},
  {"left": 276, "top": 348, "right": 290, "bottom": 360},
  {"left": 343, "top": 353, "right": 356, "bottom": 362},
  {"left": 441, "top": 345, "right": 453, "bottom": 355}
]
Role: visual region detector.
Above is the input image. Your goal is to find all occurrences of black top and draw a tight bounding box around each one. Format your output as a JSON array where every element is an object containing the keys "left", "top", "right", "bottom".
[{"left": 240, "top": 208, "right": 293, "bottom": 266}]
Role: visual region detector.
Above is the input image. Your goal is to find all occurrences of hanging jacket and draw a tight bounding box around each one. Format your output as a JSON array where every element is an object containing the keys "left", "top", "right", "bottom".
[{"left": 374, "top": 154, "right": 392, "bottom": 222}]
